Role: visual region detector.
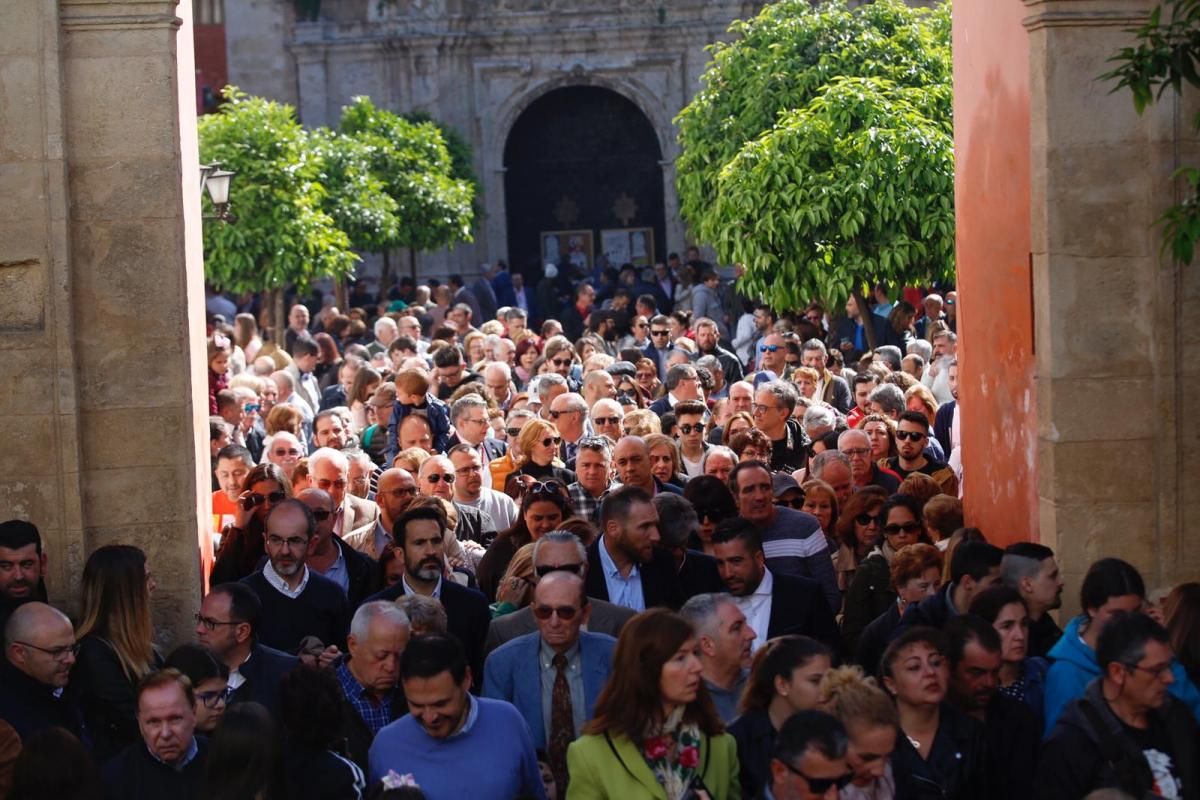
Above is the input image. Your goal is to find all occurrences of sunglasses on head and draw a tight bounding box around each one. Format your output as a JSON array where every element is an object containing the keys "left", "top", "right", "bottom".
[
  {"left": 528, "top": 480, "right": 563, "bottom": 496},
  {"left": 541, "top": 437, "right": 563, "bottom": 448},
  {"left": 532, "top": 604, "right": 580, "bottom": 621},
  {"left": 895, "top": 430, "right": 927, "bottom": 442},
  {"left": 677, "top": 423, "right": 703, "bottom": 435},
  {"left": 426, "top": 473, "right": 456, "bottom": 484},
  {"left": 884, "top": 521, "right": 923, "bottom": 535}
]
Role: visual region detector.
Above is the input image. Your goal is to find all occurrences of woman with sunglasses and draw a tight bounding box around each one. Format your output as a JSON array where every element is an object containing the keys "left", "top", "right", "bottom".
[
  {"left": 164, "top": 642, "right": 231, "bottom": 734},
  {"left": 681, "top": 476, "right": 737, "bottom": 555},
  {"left": 477, "top": 480, "right": 571, "bottom": 602},
  {"left": 72, "top": 545, "right": 161, "bottom": 761},
  {"left": 503, "top": 418, "right": 576, "bottom": 499},
  {"left": 830, "top": 487, "right": 886, "bottom": 605},
  {"left": 817, "top": 665, "right": 900, "bottom": 800},
  {"left": 881, "top": 627, "right": 987, "bottom": 800},
  {"left": 841, "top": 493, "right": 924, "bottom": 657},
  {"left": 728, "top": 636, "right": 833, "bottom": 797},
  {"left": 566, "top": 609, "right": 740, "bottom": 800},
  {"left": 211, "top": 462, "right": 292, "bottom": 584}
]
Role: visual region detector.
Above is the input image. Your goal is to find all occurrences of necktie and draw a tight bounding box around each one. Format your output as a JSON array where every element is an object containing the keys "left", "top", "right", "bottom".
[{"left": 548, "top": 653, "right": 574, "bottom": 793}]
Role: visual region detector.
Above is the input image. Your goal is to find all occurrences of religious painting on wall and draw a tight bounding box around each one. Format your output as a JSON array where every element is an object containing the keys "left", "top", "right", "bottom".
[
  {"left": 542, "top": 230, "right": 594, "bottom": 272},
  {"left": 601, "top": 227, "right": 655, "bottom": 268}
]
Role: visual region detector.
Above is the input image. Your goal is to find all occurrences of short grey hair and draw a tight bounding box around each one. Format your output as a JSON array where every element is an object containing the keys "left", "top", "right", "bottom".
[
  {"left": 395, "top": 594, "right": 447, "bottom": 634},
  {"left": 374, "top": 317, "right": 398, "bottom": 337},
  {"left": 532, "top": 530, "right": 588, "bottom": 566},
  {"left": 506, "top": 407, "right": 536, "bottom": 426},
  {"left": 350, "top": 600, "right": 409, "bottom": 640},
  {"left": 810, "top": 449, "right": 851, "bottom": 478},
  {"left": 701, "top": 445, "right": 738, "bottom": 472},
  {"left": 450, "top": 393, "right": 488, "bottom": 425},
  {"left": 504, "top": 307, "right": 528, "bottom": 321},
  {"left": 652, "top": 493, "right": 699, "bottom": 549},
  {"left": 868, "top": 383, "right": 905, "bottom": 416},
  {"left": 801, "top": 338, "right": 827, "bottom": 358},
  {"left": 758, "top": 380, "right": 798, "bottom": 415},
  {"left": 679, "top": 592, "right": 739, "bottom": 637},
  {"left": 345, "top": 449, "right": 374, "bottom": 470},
  {"left": 308, "top": 446, "right": 349, "bottom": 475},
  {"left": 664, "top": 363, "right": 699, "bottom": 391},
  {"left": 836, "top": 429, "right": 870, "bottom": 452},
  {"left": 802, "top": 405, "right": 837, "bottom": 435},
  {"left": 484, "top": 361, "right": 512, "bottom": 382},
  {"left": 907, "top": 339, "right": 933, "bottom": 362},
  {"left": 535, "top": 373, "right": 568, "bottom": 401},
  {"left": 696, "top": 354, "right": 721, "bottom": 374}
]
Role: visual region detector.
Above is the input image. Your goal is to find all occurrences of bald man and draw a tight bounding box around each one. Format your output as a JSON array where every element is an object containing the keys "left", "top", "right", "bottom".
[
  {"left": 0, "top": 602, "right": 83, "bottom": 739},
  {"left": 299, "top": 487, "right": 380, "bottom": 608},
  {"left": 345, "top": 468, "right": 417, "bottom": 559}
]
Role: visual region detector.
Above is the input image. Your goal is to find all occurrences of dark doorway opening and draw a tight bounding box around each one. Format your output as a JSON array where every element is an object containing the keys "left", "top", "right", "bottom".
[{"left": 503, "top": 86, "right": 665, "bottom": 283}]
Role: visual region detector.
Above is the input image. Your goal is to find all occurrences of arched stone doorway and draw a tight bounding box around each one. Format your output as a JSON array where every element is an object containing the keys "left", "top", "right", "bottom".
[{"left": 503, "top": 86, "right": 666, "bottom": 280}]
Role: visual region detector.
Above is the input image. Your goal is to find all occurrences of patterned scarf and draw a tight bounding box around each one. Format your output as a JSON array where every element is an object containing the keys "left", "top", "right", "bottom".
[{"left": 641, "top": 706, "right": 703, "bottom": 800}]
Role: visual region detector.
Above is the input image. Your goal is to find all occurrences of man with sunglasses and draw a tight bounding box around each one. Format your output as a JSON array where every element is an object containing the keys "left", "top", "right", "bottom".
[
  {"left": 587, "top": 398, "right": 624, "bottom": 444},
  {"left": 418, "top": 455, "right": 497, "bottom": 548},
  {"left": 673, "top": 399, "right": 710, "bottom": 478},
  {"left": 756, "top": 333, "right": 793, "bottom": 380},
  {"left": 766, "top": 710, "right": 851, "bottom": 800},
  {"left": 482, "top": 572, "right": 616, "bottom": 790},
  {"left": 0, "top": 601, "right": 83, "bottom": 740},
  {"left": 299, "top": 488, "right": 379, "bottom": 609},
  {"left": 885, "top": 411, "right": 959, "bottom": 496},
  {"left": 549, "top": 392, "right": 591, "bottom": 465},
  {"left": 641, "top": 314, "right": 675, "bottom": 379},
  {"left": 484, "top": 531, "right": 636, "bottom": 658},
  {"left": 308, "top": 447, "right": 382, "bottom": 545}
]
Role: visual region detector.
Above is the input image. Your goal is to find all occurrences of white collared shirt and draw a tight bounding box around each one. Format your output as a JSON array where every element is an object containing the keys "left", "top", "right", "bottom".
[
  {"left": 402, "top": 573, "right": 443, "bottom": 600},
  {"left": 734, "top": 568, "right": 774, "bottom": 652},
  {"left": 263, "top": 560, "right": 310, "bottom": 599}
]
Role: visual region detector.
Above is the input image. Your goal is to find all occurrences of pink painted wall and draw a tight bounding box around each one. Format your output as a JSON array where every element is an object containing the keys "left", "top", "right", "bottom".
[{"left": 953, "top": 1, "right": 1038, "bottom": 546}]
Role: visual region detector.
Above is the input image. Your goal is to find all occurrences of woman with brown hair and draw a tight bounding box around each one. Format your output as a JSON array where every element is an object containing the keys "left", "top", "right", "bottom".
[
  {"left": 211, "top": 462, "right": 292, "bottom": 584},
  {"left": 859, "top": 413, "right": 898, "bottom": 462},
  {"left": 72, "top": 545, "right": 161, "bottom": 761},
  {"left": 720, "top": 411, "right": 755, "bottom": 447},
  {"left": 566, "top": 609, "right": 740, "bottom": 799},
  {"left": 621, "top": 408, "right": 661, "bottom": 437},
  {"left": 728, "top": 428, "right": 772, "bottom": 465},
  {"left": 832, "top": 487, "right": 888, "bottom": 599},
  {"left": 503, "top": 418, "right": 575, "bottom": 497},
  {"left": 635, "top": 357, "right": 663, "bottom": 399},
  {"left": 476, "top": 480, "right": 571, "bottom": 601},
  {"left": 1163, "top": 582, "right": 1200, "bottom": 686},
  {"left": 728, "top": 636, "right": 833, "bottom": 797},
  {"left": 348, "top": 365, "right": 382, "bottom": 432},
  {"left": 265, "top": 403, "right": 306, "bottom": 439},
  {"left": 645, "top": 433, "right": 686, "bottom": 487},
  {"left": 312, "top": 332, "right": 342, "bottom": 390},
  {"left": 234, "top": 312, "right": 263, "bottom": 362},
  {"left": 856, "top": 543, "right": 943, "bottom": 675},
  {"left": 800, "top": 479, "right": 839, "bottom": 551}
]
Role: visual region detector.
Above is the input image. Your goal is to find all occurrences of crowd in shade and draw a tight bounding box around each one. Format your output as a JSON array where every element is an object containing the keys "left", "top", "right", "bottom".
[{"left": 0, "top": 257, "right": 1198, "bottom": 800}]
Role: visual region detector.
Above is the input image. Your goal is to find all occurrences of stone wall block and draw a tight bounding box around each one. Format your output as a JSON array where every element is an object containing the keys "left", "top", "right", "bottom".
[
  {"left": 62, "top": 56, "right": 180, "bottom": 161},
  {"left": 1044, "top": 439, "right": 1155, "bottom": 502},
  {"left": 1036, "top": 376, "right": 1156, "bottom": 442},
  {"left": 0, "top": 258, "right": 47, "bottom": 332},
  {"left": 0, "top": 220, "right": 49, "bottom": 265},
  {"left": 2, "top": 415, "right": 58, "bottom": 477},
  {"left": 0, "top": 347, "right": 56, "bottom": 412},
  {"left": 80, "top": 463, "right": 195, "bottom": 531},
  {"left": 1043, "top": 144, "right": 1151, "bottom": 259},
  {"left": 0, "top": 57, "right": 47, "bottom": 161},
  {"left": 79, "top": 407, "right": 192, "bottom": 471},
  {"left": 0, "top": 477, "right": 64, "bottom": 534},
  {"left": 63, "top": 27, "right": 171, "bottom": 60},
  {"left": 69, "top": 156, "right": 184, "bottom": 221},
  {"left": 0, "top": 162, "right": 48, "bottom": 222}
]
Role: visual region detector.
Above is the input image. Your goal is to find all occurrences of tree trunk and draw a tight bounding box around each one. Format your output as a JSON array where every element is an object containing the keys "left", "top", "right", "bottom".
[
  {"left": 334, "top": 277, "right": 348, "bottom": 312},
  {"left": 380, "top": 249, "right": 393, "bottom": 297},
  {"left": 853, "top": 289, "right": 879, "bottom": 352},
  {"left": 409, "top": 247, "right": 418, "bottom": 283},
  {"left": 271, "top": 288, "right": 286, "bottom": 349}
]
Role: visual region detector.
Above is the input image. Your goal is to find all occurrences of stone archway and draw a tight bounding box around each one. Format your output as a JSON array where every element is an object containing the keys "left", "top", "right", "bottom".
[{"left": 501, "top": 85, "right": 667, "bottom": 277}]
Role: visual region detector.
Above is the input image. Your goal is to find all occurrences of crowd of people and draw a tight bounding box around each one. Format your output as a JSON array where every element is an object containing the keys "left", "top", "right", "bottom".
[{"left": 0, "top": 257, "right": 1197, "bottom": 800}]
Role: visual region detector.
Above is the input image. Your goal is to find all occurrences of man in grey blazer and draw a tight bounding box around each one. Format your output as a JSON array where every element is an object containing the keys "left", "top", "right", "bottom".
[{"left": 484, "top": 530, "right": 635, "bottom": 658}]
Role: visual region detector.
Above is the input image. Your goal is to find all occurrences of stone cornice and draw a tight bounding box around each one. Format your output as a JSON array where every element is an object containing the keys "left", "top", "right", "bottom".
[
  {"left": 59, "top": 0, "right": 180, "bottom": 31},
  {"left": 1022, "top": 0, "right": 1150, "bottom": 31}
]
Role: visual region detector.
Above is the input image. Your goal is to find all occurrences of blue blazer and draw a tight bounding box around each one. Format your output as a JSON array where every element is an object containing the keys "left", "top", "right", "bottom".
[{"left": 481, "top": 630, "right": 616, "bottom": 751}]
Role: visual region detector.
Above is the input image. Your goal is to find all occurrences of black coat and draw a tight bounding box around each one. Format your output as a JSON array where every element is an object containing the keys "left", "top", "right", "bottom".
[
  {"left": 1035, "top": 679, "right": 1200, "bottom": 800},
  {"left": 765, "top": 572, "right": 840, "bottom": 650},
  {"left": 891, "top": 702, "right": 988, "bottom": 800},
  {"left": 585, "top": 538, "right": 686, "bottom": 611},
  {"left": 211, "top": 519, "right": 267, "bottom": 585},
  {"left": 102, "top": 736, "right": 208, "bottom": 800},
  {"left": 283, "top": 743, "right": 367, "bottom": 800},
  {"left": 856, "top": 604, "right": 901, "bottom": 676},
  {"left": 71, "top": 635, "right": 161, "bottom": 762},
  {"left": 230, "top": 643, "right": 300, "bottom": 717},
  {"left": 365, "top": 579, "right": 491, "bottom": 692},
  {"left": 0, "top": 658, "right": 83, "bottom": 742},
  {"left": 981, "top": 693, "right": 1040, "bottom": 800},
  {"left": 677, "top": 549, "right": 725, "bottom": 600},
  {"left": 334, "top": 537, "right": 380, "bottom": 611},
  {"left": 728, "top": 709, "right": 774, "bottom": 799}
]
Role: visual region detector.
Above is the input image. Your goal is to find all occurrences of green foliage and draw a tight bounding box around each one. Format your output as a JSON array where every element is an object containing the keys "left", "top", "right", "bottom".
[
  {"left": 340, "top": 97, "right": 475, "bottom": 254},
  {"left": 308, "top": 126, "right": 400, "bottom": 254},
  {"left": 1103, "top": 0, "right": 1200, "bottom": 263},
  {"left": 199, "top": 87, "right": 358, "bottom": 294},
  {"left": 675, "top": 0, "right": 953, "bottom": 308}
]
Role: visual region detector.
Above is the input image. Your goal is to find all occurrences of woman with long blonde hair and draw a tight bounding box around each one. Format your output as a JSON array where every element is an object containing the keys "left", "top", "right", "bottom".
[{"left": 72, "top": 544, "right": 160, "bottom": 760}]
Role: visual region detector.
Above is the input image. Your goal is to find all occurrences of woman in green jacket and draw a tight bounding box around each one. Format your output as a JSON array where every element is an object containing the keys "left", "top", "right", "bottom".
[{"left": 566, "top": 609, "right": 741, "bottom": 800}]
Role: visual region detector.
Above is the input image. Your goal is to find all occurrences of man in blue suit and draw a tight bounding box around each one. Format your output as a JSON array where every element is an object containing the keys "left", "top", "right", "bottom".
[{"left": 482, "top": 571, "right": 616, "bottom": 790}]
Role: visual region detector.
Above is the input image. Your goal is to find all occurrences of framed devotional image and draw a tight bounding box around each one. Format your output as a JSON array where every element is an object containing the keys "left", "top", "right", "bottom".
[
  {"left": 600, "top": 227, "right": 654, "bottom": 268},
  {"left": 541, "top": 230, "right": 594, "bottom": 272}
]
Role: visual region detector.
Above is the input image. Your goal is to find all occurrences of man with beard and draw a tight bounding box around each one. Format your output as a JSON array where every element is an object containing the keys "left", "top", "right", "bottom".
[
  {"left": 365, "top": 504, "right": 491, "bottom": 689},
  {"left": 1001, "top": 543, "right": 1066, "bottom": 658},
  {"left": 885, "top": 411, "right": 958, "bottom": 496},
  {"left": 694, "top": 317, "right": 743, "bottom": 387},
  {"left": 0, "top": 520, "right": 48, "bottom": 635},
  {"left": 679, "top": 593, "right": 756, "bottom": 722},
  {"left": 298, "top": 488, "right": 378, "bottom": 609},
  {"left": 584, "top": 486, "right": 684, "bottom": 611},
  {"left": 240, "top": 499, "right": 349, "bottom": 656},
  {"left": 945, "top": 615, "right": 1039, "bottom": 800}
]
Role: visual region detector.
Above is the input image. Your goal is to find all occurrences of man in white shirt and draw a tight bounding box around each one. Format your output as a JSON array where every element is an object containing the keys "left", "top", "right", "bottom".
[{"left": 449, "top": 444, "right": 517, "bottom": 530}]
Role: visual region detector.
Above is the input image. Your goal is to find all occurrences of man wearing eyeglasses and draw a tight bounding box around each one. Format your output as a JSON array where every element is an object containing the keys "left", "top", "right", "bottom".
[
  {"left": 765, "top": 711, "right": 851, "bottom": 800},
  {"left": 418, "top": 455, "right": 497, "bottom": 549},
  {"left": 484, "top": 532, "right": 636, "bottom": 658},
  {"left": 549, "top": 392, "right": 590, "bottom": 464},
  {"left": 837, "top": 429, "right": 901, "bottom": 494},
  {"left": 449, "top": 445, "right": 517, "bottom": 531},
  {"left": 482, "top": 572, "right": 616, "bottom": 791},
  {"left": 299, "top": 488, "right": 379, "bottom": 609},
  {"left": 240, "top": 500, "right": 349, "bottom": 658},
  {"left": 0, "top": 601, "right": 83, "bottom": 740},
  {"left": 448, "top": 394, "right": 508, "bottom": 489},
  {"left": 885, "top": 411, "right": 958, "bottom": 496},
  {"left": 265, "top": 431, "right": 304, "bottom": 480},
  {"left": 309, "top": 447, "right": 382, "bottom": 544}
]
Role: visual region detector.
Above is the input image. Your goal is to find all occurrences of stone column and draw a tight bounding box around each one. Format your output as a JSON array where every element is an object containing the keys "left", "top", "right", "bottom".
[
  {"left": 1025, "top": 0, "right": 1200, "bottom": 607},
  {"left": 0, "top": 0, "right": 208, "bottom": 640}
]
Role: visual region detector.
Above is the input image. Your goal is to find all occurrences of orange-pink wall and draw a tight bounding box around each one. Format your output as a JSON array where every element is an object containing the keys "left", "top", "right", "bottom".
[{"left": 953, "top": 1, "right": 1038, "bottom": 546}]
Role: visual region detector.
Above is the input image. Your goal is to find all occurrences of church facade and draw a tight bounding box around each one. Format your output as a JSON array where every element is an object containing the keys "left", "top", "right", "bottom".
[{"left": 226, "top": 0, "right": 763, "bottom": 275}]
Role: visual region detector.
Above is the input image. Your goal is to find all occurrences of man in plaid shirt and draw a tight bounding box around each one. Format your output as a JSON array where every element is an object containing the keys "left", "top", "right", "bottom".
[
  {"left": 335, "top": 601, "right": 411, "bottom": 764},
  {"left": 566, "top": 436, "right": 613, "bottom": 526}
]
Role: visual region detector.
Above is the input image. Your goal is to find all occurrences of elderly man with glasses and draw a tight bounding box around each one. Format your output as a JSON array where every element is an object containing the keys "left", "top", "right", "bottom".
[{"left": 0, "top": 601, "right": 83, "bottom": 740}]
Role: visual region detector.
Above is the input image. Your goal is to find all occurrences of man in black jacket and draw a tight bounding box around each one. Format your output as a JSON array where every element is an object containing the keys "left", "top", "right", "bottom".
[
  {"left": 335, "top": 600, "right": 411, "bottom": 769},
  {"left": 364, "top": 504, "right": 491, "bottom": 691},
  {"left": 195, "top": 582, "right": 298, "bottom": 717},
  {"left": 653, "top": 493, "right": 724, "bottom": 600},
  {"left": 298, "top": 488, "right": 379, "bottom": 609},
  {"left": 1036, "top": 612, "right": 1200, "bottom": 800},
  {"left": 0, "top": 519, "right": 48, "bottom": 636},
  {"left": 896, "top": 541, "right": 1003, "bottom": 636},
  {"left": 711, "top": 517, "right": 839, "bottom": 651},
  {"left": 0, "top": 602, "right": 83, "bottom": 740},
  {"left": 585, "top": 486, "right": 685, "bottom": 611},
  {"left": 1000, "top": 542, "right": 1065, "bottom": 658},
  {"left": 103, "top": 669, "right": 207, "bottom": 800}
]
